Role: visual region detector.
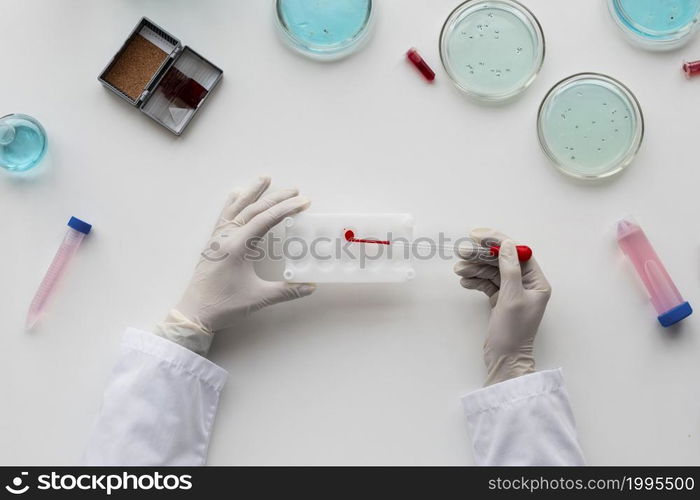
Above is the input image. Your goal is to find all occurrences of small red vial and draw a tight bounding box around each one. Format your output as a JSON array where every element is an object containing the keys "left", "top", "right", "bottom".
[
  {"left": 683, "top": 59, "right": 700, "bottom": 78},
  {"left": 406, "top": 48, "right": 435, "bottom": 82}
]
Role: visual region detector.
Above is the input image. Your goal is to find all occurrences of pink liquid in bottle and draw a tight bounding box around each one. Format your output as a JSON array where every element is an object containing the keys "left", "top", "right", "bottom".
[{"left": 617, "top": 219, "right": 692, "bottom": 327}]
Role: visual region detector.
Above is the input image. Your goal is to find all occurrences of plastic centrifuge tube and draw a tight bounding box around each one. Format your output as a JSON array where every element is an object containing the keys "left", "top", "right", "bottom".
[
  {"left": 26, "top": 217, "right": 92, "bottom": 329},
  {"left": 617, "top": 218, "right": 692, "bottom": 327}
]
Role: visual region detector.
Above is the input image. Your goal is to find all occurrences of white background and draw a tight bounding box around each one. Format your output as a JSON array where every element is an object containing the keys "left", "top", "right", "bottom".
[{"left": 1, "top": 0, "right": 699, "bottom": 465}]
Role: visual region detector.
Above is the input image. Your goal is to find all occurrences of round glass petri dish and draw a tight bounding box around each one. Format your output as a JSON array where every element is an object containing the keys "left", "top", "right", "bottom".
[
  {"left": 537, "top": 73, "right": 644, "bottom": 180},
  {"left": 275, "top": 0, "right": 374, "bottom": 60},
  {"left": 439, "top": 0, "right": 545, "bottom": 102},
  {"left": 607, "top": 0, "right": 700, "bottom": 50}
]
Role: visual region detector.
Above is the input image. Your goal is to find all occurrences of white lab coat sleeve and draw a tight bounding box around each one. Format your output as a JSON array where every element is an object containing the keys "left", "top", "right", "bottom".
[
  {"left": 462, "top": 369, "right": 585, "bottom": 466},
  {"left": 83, "top": 328, "right": 228, "bottom": 465}
]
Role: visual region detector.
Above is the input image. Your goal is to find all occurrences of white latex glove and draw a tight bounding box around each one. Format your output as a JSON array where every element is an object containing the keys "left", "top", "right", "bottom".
[
  {"left": 155, "top": 176, "right": 316, "bottom": 356},
  {"left": 454, "top": 228, "right": 551, "bottom": 386}
]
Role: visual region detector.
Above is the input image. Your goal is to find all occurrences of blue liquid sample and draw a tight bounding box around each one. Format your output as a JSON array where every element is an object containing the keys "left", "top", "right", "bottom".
[
  {"left": 610, "top": 0, "right": 700, "bottom": 48},
  {"left": 617, "top": 0, "right": 698, "bottom": 33},
  {"left": 276, "top": 0, "right": 372, "bottom": 59},
  {"left": 0, "top": 114, "right": 47, "bottom": 172}
]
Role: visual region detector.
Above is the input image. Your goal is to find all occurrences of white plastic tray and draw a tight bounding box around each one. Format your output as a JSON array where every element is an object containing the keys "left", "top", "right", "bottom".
[{"left": 283, "top": 213, "right": 415, "bottom": 283}]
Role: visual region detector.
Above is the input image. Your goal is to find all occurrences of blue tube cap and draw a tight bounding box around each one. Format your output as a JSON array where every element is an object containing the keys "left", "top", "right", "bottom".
[
  {"left": 658, "top": 302, "right": 692, "bottom": 327},
  {"left": 67, "top": 216, "right": 92, "bottom": 235}
]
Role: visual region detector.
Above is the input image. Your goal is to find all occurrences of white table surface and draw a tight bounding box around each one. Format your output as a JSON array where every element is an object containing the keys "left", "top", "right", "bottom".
[{"left": 2, "top": 0, "right": 699, "bottom": 466}]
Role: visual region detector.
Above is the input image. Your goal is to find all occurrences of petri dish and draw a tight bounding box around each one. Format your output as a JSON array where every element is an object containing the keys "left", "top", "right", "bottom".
[
  {"left": 607, "top": 0, "right": 700, "bottom": 50},
  {"left": 439, "top": 0, "right": 545, "bottom": 102},
  {"left": 537, "top": 73, "right": 644, "bottom": 180},
  {"left": 275, "top": 0, "right": 374, "bottom": 60}
]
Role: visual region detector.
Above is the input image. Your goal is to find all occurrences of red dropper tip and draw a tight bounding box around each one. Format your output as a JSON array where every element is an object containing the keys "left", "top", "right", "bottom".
[
  {"left": 489, "top": 245, "right": 533, "bottom": 262},
  {"left": 683, "top": 59, "right": 700, "bottom": 78},
  {"left": 406, "top": 48, "right": 436, "bottom": 82}
]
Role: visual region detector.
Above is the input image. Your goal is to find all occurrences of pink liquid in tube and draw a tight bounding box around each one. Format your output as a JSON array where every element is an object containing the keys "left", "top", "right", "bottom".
[
  {"left": 26, "top": 217, "right": 92, "bottom": 330},
  {"left": 617, "top": 219, "right": 692, "bottom": 327}
]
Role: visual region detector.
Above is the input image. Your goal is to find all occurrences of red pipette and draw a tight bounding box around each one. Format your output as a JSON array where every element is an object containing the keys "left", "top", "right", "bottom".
[
  {"left": 488, "top": 244, "right": 533, "bottom": 262},
  {"left": 344, "top": 230, "right": 532, "bottom": 262}
]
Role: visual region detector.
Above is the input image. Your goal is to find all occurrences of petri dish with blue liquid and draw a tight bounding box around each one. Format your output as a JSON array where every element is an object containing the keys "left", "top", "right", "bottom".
[
  {"left": 275, "top": 0, "right": 374, "bottom": 60},
  {"left": 0, "top": 114, "right": 47, "bottom": 172},
  {"left": 608, "top": 0, "right": 700, "bottom": 50},
  {"left": 439, "top": 0, "right": 545, "bottom": 102},
  {"left": 537, "top": 73, "right": 644, "bottom": 181}
]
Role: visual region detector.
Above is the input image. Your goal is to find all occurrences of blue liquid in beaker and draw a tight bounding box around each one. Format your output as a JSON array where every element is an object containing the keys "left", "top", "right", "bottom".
[
  {"left": 276, "top": 0, "right": 372, "bottom": 58},
  {"left": 0, "top": 114, "right": 47, "bottom": 172}
]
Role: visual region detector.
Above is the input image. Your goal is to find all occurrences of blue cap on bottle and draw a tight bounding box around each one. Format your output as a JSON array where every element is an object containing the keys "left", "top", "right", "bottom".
[
  {"left": 658, "top": 302, "right": 693, "bottom": 328},
  {"left": 67, "top": 216, "right": 92, "bottom": 235}
]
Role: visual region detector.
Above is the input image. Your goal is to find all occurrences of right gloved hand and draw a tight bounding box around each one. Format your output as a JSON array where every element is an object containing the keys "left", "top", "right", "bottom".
[{"left": 454, "top": 228, "right": 552, "bottom": 386}]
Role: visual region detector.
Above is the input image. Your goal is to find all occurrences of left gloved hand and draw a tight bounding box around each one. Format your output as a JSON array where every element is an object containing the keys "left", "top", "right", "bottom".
[{"left": 155, "top": 176, "right": 316, "bottom": 356}]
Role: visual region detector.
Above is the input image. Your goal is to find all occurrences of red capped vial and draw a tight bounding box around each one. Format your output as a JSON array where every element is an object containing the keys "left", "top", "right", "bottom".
[
  {"left": 407, "top": 48, "right": 435, "bottom": 82},
  {"left": 683, "top": 59, "right": 700, "bottom": 78}
]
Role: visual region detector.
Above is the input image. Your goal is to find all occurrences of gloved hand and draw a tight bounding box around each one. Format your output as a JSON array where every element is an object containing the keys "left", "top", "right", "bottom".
[
  {"left": 155, "top": 176, "right": 316, "bottom": 356},
  {"left": 454, "top": 228, "right": 551, "bottom": 386}
]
